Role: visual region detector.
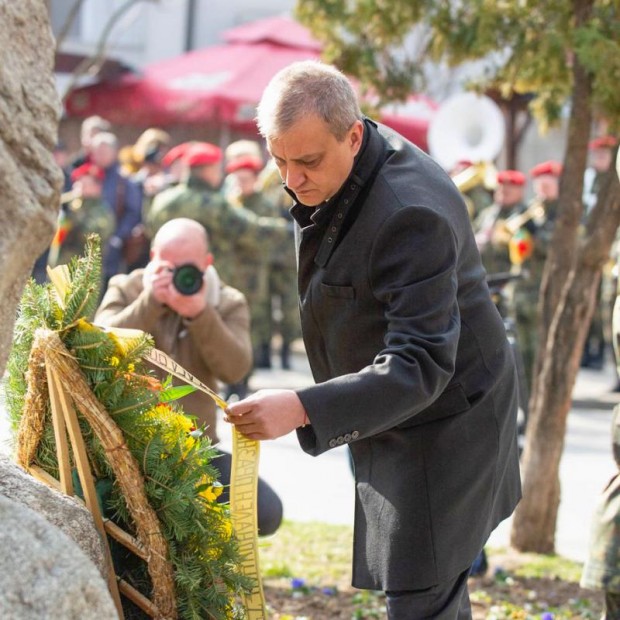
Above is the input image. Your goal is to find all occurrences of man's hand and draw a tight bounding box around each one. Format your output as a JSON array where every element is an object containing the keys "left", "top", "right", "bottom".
[
  {"left": 143, "top": 259, "right": 207, "bottom": 319},
  {"left": 224, "top": 389, "right": 309, "bottom": 440}
]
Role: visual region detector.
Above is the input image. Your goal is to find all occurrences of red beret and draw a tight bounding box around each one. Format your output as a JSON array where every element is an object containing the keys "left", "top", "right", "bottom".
[
  {"left": 225, "top": 155, "right": 264, "bottom": 174},
  {"left": 161, "top": 142, "right": 192, "bottom": 168},
  {"left": 183, "top": 142, "right": 222, "bottom": 167},
  {"left": 589, "top": 135, "right": 617, "bottom": 150},
  {"left": 530, "top": 160, "right": 562, "bottom": 178},
  {"left": 71, "top": 163, "right": 104, "bottom": 183},
  {"left": 497, "top": 170, "right": 526, "bottom": 186}
]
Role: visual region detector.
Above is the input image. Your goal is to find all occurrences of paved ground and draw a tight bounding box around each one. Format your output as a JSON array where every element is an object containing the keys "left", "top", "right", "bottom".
[{"left": 1, "top": 341, "right": 617, "bottom": 563}]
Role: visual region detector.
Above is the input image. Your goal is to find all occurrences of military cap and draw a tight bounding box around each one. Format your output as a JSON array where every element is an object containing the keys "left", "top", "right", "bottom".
[
  {"left": 70, "top": 162, "right": 104, "bottom": 183},
  {"left": 497, "top": 170, "right": 526, "bottom": 186},
  {"left": 161, "top": 142, "right": 192, "bottom": 168},
  {"left": 225, "top": 155, "right": 264, "bottom": 174},
  {"left": 588, "top": 135, "right": 617, "bottom": 150},
  {"left": 530, "top": 160, "right": 562, "bottom": 178},
  {"left": 183, "top": 142, "right": 222, "bottom": 167}
]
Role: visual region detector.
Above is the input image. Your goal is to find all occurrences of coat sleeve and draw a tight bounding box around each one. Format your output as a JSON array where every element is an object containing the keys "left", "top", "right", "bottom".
[
  {"left": 94, "top": 274, "right": 167, "bottom": 333},
  {"left": 184, "top": 289, "right": 253, "bottom": 384},
  {"left": 296, "top": 206, "right": 462, "bottom": 456}
]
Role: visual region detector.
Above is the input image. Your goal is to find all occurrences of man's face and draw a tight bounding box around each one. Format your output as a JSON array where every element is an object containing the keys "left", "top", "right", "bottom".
[
  {"left": 232, "top": 169, "right": 257, "bottom": 197},
  {"left": 591, "top": 148, "right": 613, "bottom": 173},
  {"left": 495, "top": 182, "right": 524, "bottom": 208},
  {"left": 533, "top": 175, "right": 559, "bottom": 201},
  {"left": 268, "top": 115, "right": 364, "bottom": 207},
  {"left": 91, "top": 143, "right": 117, "bottom": 169}
]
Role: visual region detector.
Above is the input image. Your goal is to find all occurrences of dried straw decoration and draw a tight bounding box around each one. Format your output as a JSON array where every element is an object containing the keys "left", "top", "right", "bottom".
[{"left": 16, "top": 328, "right": 177, "bottom": 620}]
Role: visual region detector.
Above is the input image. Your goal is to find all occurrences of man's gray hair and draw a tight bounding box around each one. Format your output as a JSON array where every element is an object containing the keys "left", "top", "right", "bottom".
[{"left": 256, "top": 60, "right": 362, "bottom": 142}]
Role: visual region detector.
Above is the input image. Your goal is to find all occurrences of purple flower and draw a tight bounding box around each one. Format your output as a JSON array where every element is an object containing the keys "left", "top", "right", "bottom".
[
  {"left": 291, "top": 577, "right": 306, "bottom": 589},
  {"left": 322, "top": 587, "right": 336, "bottom": 596},
  {"left": 541, "top": 613, "right": 554, "bottom": 620}
]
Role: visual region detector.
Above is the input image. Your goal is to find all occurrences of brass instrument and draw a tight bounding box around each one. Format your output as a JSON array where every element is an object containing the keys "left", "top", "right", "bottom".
[
  {"left": 502, "top": 199, "right": 546, "bottom": 236},
  {"left": 451, "top": 161, "right": 499, "bottom": 193},
  {"left": 492, "top": 199, "right": 546, "bottom": 246},
  {"left": 60, "top": 189, "right": 79, "bottom": 204}
]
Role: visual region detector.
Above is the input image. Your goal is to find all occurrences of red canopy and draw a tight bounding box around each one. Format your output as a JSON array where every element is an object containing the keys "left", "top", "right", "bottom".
[{"left": 64, "top": 16, "right": 435, "bottom": 149}]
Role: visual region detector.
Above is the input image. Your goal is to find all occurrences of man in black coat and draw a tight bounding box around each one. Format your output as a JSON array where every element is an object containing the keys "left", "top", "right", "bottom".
[{"left": 226, "top": 60, "right": 521, "bottom": 619}]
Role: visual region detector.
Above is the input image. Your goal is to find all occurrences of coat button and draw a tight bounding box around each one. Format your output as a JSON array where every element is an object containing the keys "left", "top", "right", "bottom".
[
  {"left": 344, "top": 433, "right": 352, "bottom": 442},
  {"left": 351, "top": 430, "right": 359, "bottom": 439},
  {"left": 336, "top": 436, "right": 345, "bottom": 445},
  {"left": 328, "top": 438, "right": 337, "bottom": 448}
]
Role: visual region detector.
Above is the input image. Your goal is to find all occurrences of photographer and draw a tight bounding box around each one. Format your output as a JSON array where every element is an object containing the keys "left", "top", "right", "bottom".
[{"left": 95, "top": 217, "right": 283, "bottom": 535}]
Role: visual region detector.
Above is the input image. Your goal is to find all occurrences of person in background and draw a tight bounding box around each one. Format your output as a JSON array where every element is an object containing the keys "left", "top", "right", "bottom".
[
  {"left": 583, "top": 135, "right": 619, "bottom": 371},
  {"left": 582, "top": 159, "right": 620, "bottom": 611},
  {"left": 511, "top": 160, "right": 562, "bottom": 392},
  {"left": 48, "top": 162, "right": 115, "bottom": 275},
  {"left": 145, "top": 142, "right": 292, "bottom": 290},
  {"left": 32, "top": 141, "right": 73, "bottom": 283},
  {"left": 95, "top": 217, "right": 283, "bottom": 536},
  {"left": 70, "top": 115, "right": 112, "bottom": 171},
  {"left": 90, "top": 131, "right": 144, "bottom": 285},
  {"left": 473, "top": 169, "right": 527, "bottom": 276},
  {"left": 226, "top": 60, "right": 520, "bottom": 619},
  {"left": 122, "top": 128, "right": 172, "bottom": 271}
]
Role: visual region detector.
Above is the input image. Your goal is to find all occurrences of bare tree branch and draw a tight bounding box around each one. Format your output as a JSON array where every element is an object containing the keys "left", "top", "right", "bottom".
[
  {"left": 60, "top": 0, "right": 158, "bottom": 103},
  {"left": 54, "top": 0, "right": 86, "bottom": 52}
]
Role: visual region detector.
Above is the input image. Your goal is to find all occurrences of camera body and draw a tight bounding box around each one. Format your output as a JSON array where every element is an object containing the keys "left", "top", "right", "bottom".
[{"left": 171, "top": 264, "right": 204, "bottom": 295}]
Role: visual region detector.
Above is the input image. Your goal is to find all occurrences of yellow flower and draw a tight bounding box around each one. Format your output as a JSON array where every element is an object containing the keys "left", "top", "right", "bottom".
[
  {"left": 127, "top": 363, "right": 135, "bottom": 373},
  {"left": 109, "top": 356, "right": 120, "bottom": 367}
]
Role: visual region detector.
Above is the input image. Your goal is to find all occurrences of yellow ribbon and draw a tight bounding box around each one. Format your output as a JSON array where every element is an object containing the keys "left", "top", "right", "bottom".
[{"left": 142, "top": 346, "right": 267, "bottom": 618}]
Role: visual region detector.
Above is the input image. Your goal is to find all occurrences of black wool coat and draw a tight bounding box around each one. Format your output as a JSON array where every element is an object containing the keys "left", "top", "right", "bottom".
[{"left": 292, "top": 119, "right": 522, "bottom": 591}]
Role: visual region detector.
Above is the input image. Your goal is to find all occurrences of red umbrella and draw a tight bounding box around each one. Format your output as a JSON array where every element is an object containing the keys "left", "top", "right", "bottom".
[{"left": 64, "top": 16, "right": 435, "bottom": 148}]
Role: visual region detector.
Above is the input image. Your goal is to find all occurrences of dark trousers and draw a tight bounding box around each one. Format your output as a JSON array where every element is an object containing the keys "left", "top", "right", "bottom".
[
  {"left": 213, "top": 449, "right": 283, "bottom": 536},
  {"left": 385, "top": 567, "right": 472, "bottom": 619}
]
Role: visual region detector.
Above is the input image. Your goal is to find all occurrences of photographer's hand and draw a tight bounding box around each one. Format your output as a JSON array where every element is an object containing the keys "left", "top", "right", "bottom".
[
  {"left": 165, "top": 284, "right": 207, "bottom": 319},
  {"left": 143, "top": 259, "right": 174, "bottom": 305}
]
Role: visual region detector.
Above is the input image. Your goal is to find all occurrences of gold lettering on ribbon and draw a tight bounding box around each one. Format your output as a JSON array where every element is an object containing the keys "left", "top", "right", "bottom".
[{"left": 142, "top": 347, "right": 266, "bottom": 617}]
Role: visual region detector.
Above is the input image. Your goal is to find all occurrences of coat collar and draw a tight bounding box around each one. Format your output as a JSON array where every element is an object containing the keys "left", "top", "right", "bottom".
[{"left": 289, "top": 118, "right": 388, "bottom": 268}]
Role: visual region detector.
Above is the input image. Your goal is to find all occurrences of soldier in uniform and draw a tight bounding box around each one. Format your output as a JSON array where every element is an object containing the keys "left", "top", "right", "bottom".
[
  {"left": 49, "top": 163, "right": 116, "bottom": 271},
  {"left": 225, "top": 154, "right": 277, "bottom": 368},
  {"left": 583, "top": 135, "right": 619, "bottom": 370},
  {"left": 581, "top": 289, "right": 620, "bottom": 616},
  {"left": 145, "top": 142, "right": 291, "bottom": 288},
  {"left": 226, "top": 154, "right": 300, "bottom": 370},
  {"left": 512, "top": 160, "right": 561, "bottom": 391},
  {"left": 473, "top": 169, "right": 527, "bottom": 276}
]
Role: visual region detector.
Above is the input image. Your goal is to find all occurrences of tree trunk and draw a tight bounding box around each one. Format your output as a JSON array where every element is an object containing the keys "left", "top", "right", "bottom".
[{"left": 511, "top": 0, "right": 620, "bottom": 551}]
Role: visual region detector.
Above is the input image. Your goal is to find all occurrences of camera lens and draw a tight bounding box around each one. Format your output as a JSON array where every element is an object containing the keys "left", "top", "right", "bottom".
[{"left": 172, "top": 264, "right": 204, "bottom": 295}]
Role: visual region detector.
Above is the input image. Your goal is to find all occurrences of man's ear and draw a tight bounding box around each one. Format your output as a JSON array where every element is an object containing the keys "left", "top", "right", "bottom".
[{"left": 350, "top": 120, "right": 364, "bottom": 156}]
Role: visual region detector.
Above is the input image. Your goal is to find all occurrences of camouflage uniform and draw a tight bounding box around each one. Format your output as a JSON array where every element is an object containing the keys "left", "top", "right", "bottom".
[
  {"left": 581, "top": 298, "right": 620, "bottom": 614},
  {"left": 512, "top": 199, "right": 558, "bottom": 391},
  {"left": 258, "top": 163, "right": 302, "bottom": 368},
  {"left": 473, "top": 200, "right": 527, "bottom": 277},
  {"left": 145, "top": 175, "right": 291, "bottom": 287},
  {"left": 50, "top": 197, "right": 116, "bottom": 270},
  {"left": 228, "top": 189, "right": 278, "bottom": 352}
]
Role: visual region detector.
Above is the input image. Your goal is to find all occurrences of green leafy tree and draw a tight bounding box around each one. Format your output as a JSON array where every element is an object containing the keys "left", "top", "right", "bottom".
[{"left": 296, "top": 0, "right": 620, "bottom": 552}]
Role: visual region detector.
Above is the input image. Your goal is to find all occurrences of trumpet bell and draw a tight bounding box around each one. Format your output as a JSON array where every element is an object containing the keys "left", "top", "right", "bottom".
[{"left": 428, "top": 93, "right": 506, "bottom": 172}]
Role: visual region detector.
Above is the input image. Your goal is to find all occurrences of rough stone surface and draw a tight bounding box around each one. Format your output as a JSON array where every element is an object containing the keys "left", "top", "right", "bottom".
[
  {"left": 0, "top": 494, "right": 117, "bottom": 620},
  {"left": 0, "top": 455, "right": 109, "bottom": 577},
  {"left": 0, "top": 0, "right": 62, "bottom": 377}
]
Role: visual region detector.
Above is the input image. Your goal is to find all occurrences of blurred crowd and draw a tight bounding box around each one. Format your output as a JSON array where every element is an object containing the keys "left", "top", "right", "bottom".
[
  {"left": 453, "top": 134, "right": 619, "bottom": 399},
  {"left": 35, "top": 115, "right": 618, "bottom": 399},
  {"left": 35, "top": 115, "right": 301, "bottom": 383}
]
